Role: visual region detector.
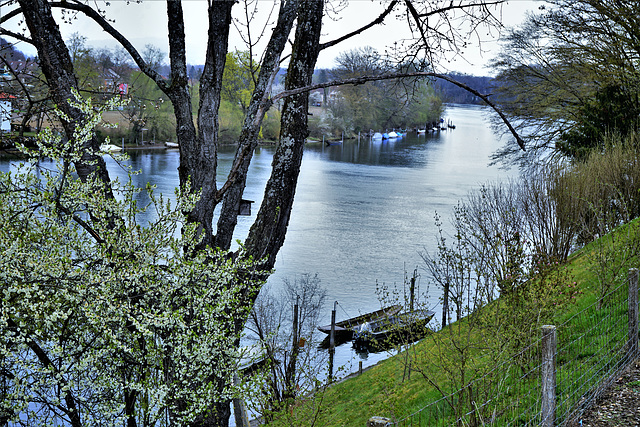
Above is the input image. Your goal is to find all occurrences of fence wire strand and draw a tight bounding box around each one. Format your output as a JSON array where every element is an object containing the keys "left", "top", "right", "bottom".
[{"left": 392, "top": 273, "right": 639, "bottom": 427}]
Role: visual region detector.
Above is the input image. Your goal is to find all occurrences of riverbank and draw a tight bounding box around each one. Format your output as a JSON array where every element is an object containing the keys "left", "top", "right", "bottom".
[
  {"left": 0, "top": 138, "right": 279, "bottom": 158},
  {"left": 261, "top": 218, "right": 640, "bottom": 426}
]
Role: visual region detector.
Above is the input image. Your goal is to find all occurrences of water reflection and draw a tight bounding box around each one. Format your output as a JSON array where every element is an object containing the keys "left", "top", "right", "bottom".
[
  {"left": 312, "top": 132, "right": 444, "bottom": 167},
  {"left": 0, "top": 104, "right": 515, "bottom": 381}
]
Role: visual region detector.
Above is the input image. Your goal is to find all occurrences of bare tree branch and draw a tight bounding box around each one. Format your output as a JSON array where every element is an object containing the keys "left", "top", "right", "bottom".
[
  {"left": 411, "top": 0, "right": 505, "bottom": 18},
  {"left": 48, "top": 1, "right": 166, "bottom": 91},
  {"left": 319, "top": 0, "right": 400, "bottom": 51}
]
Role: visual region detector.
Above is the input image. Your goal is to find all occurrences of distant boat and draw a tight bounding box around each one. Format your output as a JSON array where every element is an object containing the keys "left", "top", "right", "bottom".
[
  {"left": 165, "top": 141, "right": 179, "bottom": 148},
  {"left": 317, "top": 304, "right": 402, "bottom": 341},
  {"left": 388, "top": 131, "right": 398, "bottom": 138},
  {"left": 416, "top": 129, "right": 426, "bottom": 134},
  {"left": 100, "top": 144, "right": 122, "bottom": 152},
  {"left": 382, "top": 133, "right": 390, "bottom": 140},
  {"left": 372, "top": 132, "right": 383, "bottom": 140},
  {"left": 238, "top": 343, "right": 270, "bottom": 374}
]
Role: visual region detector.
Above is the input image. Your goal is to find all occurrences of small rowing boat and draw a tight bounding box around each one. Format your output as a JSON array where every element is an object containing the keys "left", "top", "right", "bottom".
[
  {"left": 353, "top": 308, "right": 435, "bottom": 348},
  {"left": 317, "top": 304, "right": 402, "bottom": 341}
]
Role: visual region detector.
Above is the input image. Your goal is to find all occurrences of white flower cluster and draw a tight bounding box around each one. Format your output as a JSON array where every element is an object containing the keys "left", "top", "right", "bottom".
[{"left": 0, "top": 92, "right": 264, "bottom": 426}]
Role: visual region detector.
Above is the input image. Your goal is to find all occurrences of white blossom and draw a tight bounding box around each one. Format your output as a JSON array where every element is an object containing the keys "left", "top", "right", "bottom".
[{"left": 1, "top": 93, "right": 264, "bottom": 426}]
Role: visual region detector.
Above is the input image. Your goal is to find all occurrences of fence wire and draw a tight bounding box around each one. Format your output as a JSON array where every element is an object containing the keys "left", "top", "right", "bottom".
[{"left": 392, "top": 274, "right": 638, "bottom": 427}]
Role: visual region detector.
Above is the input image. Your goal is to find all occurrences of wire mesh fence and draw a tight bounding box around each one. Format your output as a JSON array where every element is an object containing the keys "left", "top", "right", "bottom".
[
  {"left": 555, "top": 270, "right": 635, "bottom": 423},
  {"left": 390, "top": 269, "right": 639, "bottom": 427}
]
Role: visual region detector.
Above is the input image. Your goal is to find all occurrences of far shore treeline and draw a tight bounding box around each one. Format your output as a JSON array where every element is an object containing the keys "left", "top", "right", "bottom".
[{"left": 0, "top": 36, "right": 490, "bottom": 147}]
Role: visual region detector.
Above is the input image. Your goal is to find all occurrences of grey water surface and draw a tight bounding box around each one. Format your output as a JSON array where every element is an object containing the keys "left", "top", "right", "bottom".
[{"left": 0, "top": 104, "right": 517, "bottom": 377}]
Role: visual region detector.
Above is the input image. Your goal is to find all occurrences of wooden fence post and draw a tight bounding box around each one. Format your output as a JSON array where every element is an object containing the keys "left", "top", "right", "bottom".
[
  {"left": 629, "top": 268, "right": 639, "bottom": 357},
  {"left": 541, "top": 325, "right": 557, "bottom": 427},
  {"left": 329, "top": 301, "right": 337, "bottom": 383}
]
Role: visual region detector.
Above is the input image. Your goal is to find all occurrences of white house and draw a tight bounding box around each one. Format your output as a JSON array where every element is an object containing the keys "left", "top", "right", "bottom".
[{"left": 0, "top": 93, "right": 14, "bottom": 132}]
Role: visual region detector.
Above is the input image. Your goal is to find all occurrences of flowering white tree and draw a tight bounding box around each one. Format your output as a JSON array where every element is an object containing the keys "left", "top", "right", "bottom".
[
  {"left": 0, "top": 92, "right": 263, "bottom": 426},
  {"left": 2, "top": 1, "right": 520, "bottom": 424}
]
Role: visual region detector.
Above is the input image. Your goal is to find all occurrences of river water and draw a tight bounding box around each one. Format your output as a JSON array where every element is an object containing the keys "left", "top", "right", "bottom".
[
  {"left": 0, "top": 104, "right": 516, "bottom": 377},
  {"left": 123, "top": 104, "right": 516, "bottom": 374}
]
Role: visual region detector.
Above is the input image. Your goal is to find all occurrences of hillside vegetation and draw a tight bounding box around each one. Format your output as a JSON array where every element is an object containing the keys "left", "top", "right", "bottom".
[{"left": 258, "top": 135, "right": 640, "bottom": 426}]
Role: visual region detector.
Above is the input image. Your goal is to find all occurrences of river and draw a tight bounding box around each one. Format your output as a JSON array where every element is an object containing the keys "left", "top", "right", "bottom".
[
  {"left": 121, "top": 103, "right": 516, "bottom": 373},
  {"left": 0, "top": 103, "right": 516, "bottom": 379}
]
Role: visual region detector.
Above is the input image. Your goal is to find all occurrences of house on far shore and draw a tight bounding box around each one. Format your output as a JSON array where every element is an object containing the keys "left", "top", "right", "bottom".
[{"left": 0, "top": 93, "right": 15, "bottom": 132}]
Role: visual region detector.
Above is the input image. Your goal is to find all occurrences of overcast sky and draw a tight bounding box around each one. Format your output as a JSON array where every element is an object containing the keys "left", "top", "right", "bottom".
[{"left": 5, "top": 0, "right": 541, "bottom": 76}]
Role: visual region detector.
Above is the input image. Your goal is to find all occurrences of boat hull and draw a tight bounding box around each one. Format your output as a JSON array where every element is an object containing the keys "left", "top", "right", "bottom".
[
  {"left": 317, "top": 304, "right": 402, "bottom": 341},
  {"left": 353, "top": 309, "right": 435, "bottom": 349}
]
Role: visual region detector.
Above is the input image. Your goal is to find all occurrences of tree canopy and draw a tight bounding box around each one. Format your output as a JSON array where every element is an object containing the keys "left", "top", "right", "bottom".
[
  {"left": 0, "top": 93, "right": 263, "bottom": 426},
  {"left": 491, "top": 0, "right": 640, "bottom": 165}
]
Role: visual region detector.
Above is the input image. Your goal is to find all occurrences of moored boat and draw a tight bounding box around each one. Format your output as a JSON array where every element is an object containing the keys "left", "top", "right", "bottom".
[
  {"left": 325, "top": 140, "right": 342, "bottom": 146},
  {"left": 353, "top": 308, "right": 435, "bottom": 348},
  {"left": 238, "top": 343, "right": 271, "bottom": 374},
  {"left": 317, "top": 304, "right": 402, "bottom": 341},
  {"left": 100, "top": 143, "right": 122, "bottom": 152}
]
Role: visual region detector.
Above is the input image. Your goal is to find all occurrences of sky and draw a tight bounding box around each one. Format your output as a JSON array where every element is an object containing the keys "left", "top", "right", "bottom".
[{"left": 4, "top": 0, "right": 542, "bottom": 76}]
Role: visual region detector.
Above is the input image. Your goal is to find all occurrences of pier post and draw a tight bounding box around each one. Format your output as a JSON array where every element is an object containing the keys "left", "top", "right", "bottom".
[
  {"left": 329, "top": 301, "right": 337, "bottom": 382},
  {"left": 410, "top": 269, "right": 416, "bottom": 312},
  {"left": 233, "top": 374, "right": 250, "bottom": 427},
  {"left": 330, "top": 301, "right": 337, "bottom": 349}
]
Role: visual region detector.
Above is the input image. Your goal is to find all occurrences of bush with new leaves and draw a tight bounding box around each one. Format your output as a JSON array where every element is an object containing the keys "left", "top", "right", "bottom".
[{"left": 0, "top": 91, "right": 263, "bottom": 426}]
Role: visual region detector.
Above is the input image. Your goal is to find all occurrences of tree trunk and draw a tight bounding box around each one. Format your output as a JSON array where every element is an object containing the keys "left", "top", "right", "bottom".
[
  {"left": 168, "top": 0, "right": 234, "bottom": 251},
  {"left": 215, "top": 0, "right": 299, "bottom": 251},
  {"left": 18, "top": 0, "right": 113, "bottom": 197},
  {"left": 244, "top": 0, "right": 324, "bottom": 271}
]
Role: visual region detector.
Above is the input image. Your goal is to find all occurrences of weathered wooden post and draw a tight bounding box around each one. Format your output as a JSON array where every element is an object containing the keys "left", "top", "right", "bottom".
[
  {"left": 293, "top": 296, "right": 300, "bottom": 353},
  {"left": 442, "top": 280, "right": 449, "bottom": 327},
  {"left": 409, "top": 269, "right": 416, "bottom": 312},
  {"left": 629, "top": 268, "right": 639, "bottom": 356},
  {"left": 330, "top": 301, "right": 337, "bottom": 349},
  {"left": 285, "top": 295, "right": 300, "bottom": 398},
  {"left": 541, "top": 325, "right": 557, "bottom": 427},
  {"left": 329, "top": 301, "right": 337, "bottom": 382}
]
